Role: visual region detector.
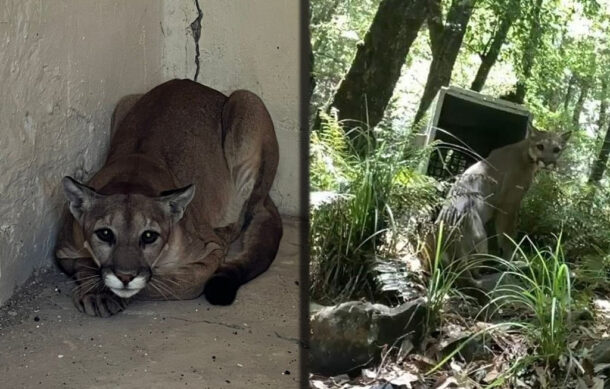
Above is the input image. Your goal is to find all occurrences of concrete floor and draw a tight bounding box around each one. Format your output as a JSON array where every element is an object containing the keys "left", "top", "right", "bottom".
[{"left": 0, "top": 218, "right": 301, "bottom": 389}]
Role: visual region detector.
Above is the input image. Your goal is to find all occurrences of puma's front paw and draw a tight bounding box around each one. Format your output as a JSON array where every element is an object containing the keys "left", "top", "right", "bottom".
[
  {"left": 73, "top": 290, "right": 128, "bottom": 317},
  {"left": 203, "top": 273, "right": 240, "bottom": 306}
]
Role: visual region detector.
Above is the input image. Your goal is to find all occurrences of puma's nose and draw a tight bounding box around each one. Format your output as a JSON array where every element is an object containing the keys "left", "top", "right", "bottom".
[{"left": 115, "top": 272, "right": 135, "bottom": 285}]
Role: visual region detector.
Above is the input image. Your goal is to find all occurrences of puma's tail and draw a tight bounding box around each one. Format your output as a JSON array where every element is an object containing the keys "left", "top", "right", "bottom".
[{"left": 424, "top": 196, "right": 480, "bottom": 265}]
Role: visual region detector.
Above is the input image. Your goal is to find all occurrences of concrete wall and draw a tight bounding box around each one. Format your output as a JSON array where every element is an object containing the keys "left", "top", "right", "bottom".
[
  {"left": 0, "top": 1, "right": 165, "bottom": 304},
  {"left": 161, "top": 0, "right": 301, "bottom": 215},
  {"left": 0, "top": 0, "right": 300, "bottom": 305}
]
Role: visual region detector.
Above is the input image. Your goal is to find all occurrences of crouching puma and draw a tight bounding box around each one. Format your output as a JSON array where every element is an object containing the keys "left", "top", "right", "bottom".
[
  {"left": 55, "top": 79, "right": 283, "bottom": 317},
  {"left": 423, "top": 126, "right": 570, "bottom": 279}
]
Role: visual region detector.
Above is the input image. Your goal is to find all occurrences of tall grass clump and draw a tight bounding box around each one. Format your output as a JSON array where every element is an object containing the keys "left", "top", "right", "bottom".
[
  {"left": 422, "top": 221, "right": 489, "bottom": 331},
  {"left": 309, "top": 113, "right": 440, "bottom": 303},
  {"left": 430, "top": 235, "right": 574, "bottom": 384},
  {"left": 484, "top": 234, "right": 573, "bottom": 364}
]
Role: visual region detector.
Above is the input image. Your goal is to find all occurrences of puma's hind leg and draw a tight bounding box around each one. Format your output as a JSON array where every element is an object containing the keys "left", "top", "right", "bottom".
[
  {"left": 495, "top": 211, "right": 518, "bottom": 260},
  {"left": 459, "top": 211, "right": 488, "bottom": 282},
  {"left": 205, "top": 197, "right": 282, "bottom": 305},
  {"left": 203, "top": 90, "right": 283, "bottom": 305}
]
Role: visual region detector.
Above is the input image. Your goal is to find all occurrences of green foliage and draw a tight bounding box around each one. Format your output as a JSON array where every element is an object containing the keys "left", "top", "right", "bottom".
[
  {"left": 310, "top": 0, "right": 380, "bottom": 113},
  {"left": 464, "top": 0, "right": 521, "bottom": 59},
  {"left": 310, "top": 116, "right": 398, "bottom": 302},
  {"left": 309, "top": 114, "right": 441, "bottom": 303},
  {"left": 310, "top": 114, "right": 353, "bottom": 192},
  {"left": 573, "top": 251, "right": 610, "bottom": 291},
  {"left": 519, "top": 172, "right": 610, "bottom": 258}
]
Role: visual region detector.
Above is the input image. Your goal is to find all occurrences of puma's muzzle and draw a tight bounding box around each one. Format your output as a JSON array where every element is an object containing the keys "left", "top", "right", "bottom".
[{"left": 102, "top": 267, "right": 150, "bottom": 298}]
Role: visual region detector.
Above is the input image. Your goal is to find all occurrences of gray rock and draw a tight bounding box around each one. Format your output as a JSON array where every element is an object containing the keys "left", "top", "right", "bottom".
[
  {"left": 591, "top": 339, "right": 610, "bottom": 364},
  {"left": 309, "top": 298, "right": 427, "bottom": 375}
]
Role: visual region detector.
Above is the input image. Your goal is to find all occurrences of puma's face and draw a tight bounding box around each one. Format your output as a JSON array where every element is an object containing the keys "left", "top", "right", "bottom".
[
  {"left": 526, "top": 127, "right": 571, "bottom": 169},
  {"left": 62, "top": 177, "right": 195, "bottom": 298},
  {"left": 81, "top": 195, "right": 171, "bottom": 299}
]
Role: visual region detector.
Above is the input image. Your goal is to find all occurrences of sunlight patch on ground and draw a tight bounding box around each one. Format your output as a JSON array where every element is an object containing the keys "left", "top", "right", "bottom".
[{"left": 594, "top": 298, "right": 610, "bottom": 319}]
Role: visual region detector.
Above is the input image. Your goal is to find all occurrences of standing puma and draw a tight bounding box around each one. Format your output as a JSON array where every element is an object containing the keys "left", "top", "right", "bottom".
[
  {"left": 426, "top": 126, "right": 570, "bottom": 271},
  {"left": 55, "top": 79, "right": 283, "bottom": 317}
]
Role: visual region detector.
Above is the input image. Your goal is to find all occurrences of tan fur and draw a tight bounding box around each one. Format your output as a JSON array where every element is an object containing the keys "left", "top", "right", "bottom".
[
  {"left": 422, "top": 127, "right": 570, "bottom": 279},
  {"left": 55, "top": 79, "right": 283, "bottom": 317}
]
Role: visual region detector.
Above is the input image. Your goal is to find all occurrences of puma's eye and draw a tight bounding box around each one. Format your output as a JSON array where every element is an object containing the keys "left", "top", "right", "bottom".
[
  {"left": 95, "top": 228, "right": 115, "bottom": 244},
  {"left": 536, "top": 144, "right": 544, "bottom": 151},
  {"left": 553, "top": 146, "right": 561, "bottom": 153},
  {"left": 141, "top": 230, "right": 159, "bottom": 245}
]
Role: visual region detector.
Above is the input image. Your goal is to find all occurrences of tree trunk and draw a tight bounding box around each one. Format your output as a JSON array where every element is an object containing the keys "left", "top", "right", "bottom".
[
  {"left": 309, "top": 4, "right": 316, "bottom": 110},
  {"left": 546, "top": 87, "right": 562, "bottom": 112},
  {"left": 426, "top": 0, "right": 444, "bottom": 56},
  {"left": 328, "top": 0, "right": 428, "bottom": 149},
  {"left": 563, "top": 74, "right": 575, "bottom": 112},
  {"left": 470, "top": 5, "right": 517, "bottom": 92},
  {"left": 589, "top": 79, "right": 610, "bottom": 184},
  {"left": 413, "top": 0, "right": 477, "bottom": 124},
  {"left": 589, "top": 124, "right": 610, "bottom": 184},
  {"left": 599, "top": 79, "right": 608, "bottom": 133},
  {"left": 513, "top": 0, "right": 543, "bottom": 104},
  {"left": 572, "top": 81, "right": 590, "bottom": 128}
]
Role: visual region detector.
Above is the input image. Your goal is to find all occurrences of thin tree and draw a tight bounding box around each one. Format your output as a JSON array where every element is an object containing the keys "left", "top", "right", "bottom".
[
  {"left": 327, "top": 0, "right": 428, "bottom": 150},
  {"left": 590, "top": 78, "right": 610, "bottom": 183},
  {"left": 563, "top": 74, "right": 576, "bottom": 112},
  {"left": 598, "top": 79, "right": 609, "bottom": 133},
  {"left": 572, "top": 79, "right": 591, "bottom": 128},
  {"left": 513, "top": 0, "right": 543, "bottom": 104},
  {"left": 471, "top": 0, "right": 520, "bottom": 92},
  {"left": 413, "top": 0, "right": 477, "bottom": 124},
  {"left": 590, "top": 124, "right": 610, "bottom": 184}
]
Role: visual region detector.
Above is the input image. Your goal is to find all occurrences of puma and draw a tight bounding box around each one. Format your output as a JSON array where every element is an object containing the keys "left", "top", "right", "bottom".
[
  {"left": 55, "top": 79, "right": 283, "bottom": 317},
  {"left": 422, "top": 126, "right": 571, "bottom": 277}
]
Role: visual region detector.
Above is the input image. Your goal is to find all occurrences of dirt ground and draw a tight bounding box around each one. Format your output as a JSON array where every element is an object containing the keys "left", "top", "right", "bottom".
[{"left": 0, "top": 217, "right": 301, "bottom": 389}]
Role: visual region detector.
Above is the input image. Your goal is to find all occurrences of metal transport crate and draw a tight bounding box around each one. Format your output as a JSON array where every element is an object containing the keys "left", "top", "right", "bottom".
[{"left": 420, "top": 86, "right": 532, "bottom": 180}]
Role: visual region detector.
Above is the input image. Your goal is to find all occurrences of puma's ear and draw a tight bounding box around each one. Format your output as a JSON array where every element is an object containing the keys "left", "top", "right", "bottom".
[
  {"left": 62, "top": 176, "right": 100, "bottom": 221},
  {"left": 560, "top": 130, "right": 572, "bottom": 144},
  {"left": 158, "top": 184, "right": 196, "bottom": 223},
  {"left": 527, "top": 123, "right": 543, "bottom": 139}
]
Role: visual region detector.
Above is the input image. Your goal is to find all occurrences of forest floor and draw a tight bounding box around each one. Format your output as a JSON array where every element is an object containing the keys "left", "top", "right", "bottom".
[
  {"left": 0, "top": 217, "right": 301, "bottom": 389},
  {"left": 310, "top": 299, "right": 610, "bottom": 388},
  {"left": 309, "top": 244, "right": 610, "bottom": 389}
]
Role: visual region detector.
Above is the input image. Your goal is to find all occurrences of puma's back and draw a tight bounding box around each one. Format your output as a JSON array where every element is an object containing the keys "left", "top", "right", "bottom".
[{"left": 93, "top": 80, "right": 233, "bottom": 228}]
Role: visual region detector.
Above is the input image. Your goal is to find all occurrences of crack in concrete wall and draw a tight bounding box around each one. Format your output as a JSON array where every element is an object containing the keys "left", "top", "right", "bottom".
[
  {"left": 163, "top": 0, "right": 301, "bottom": 216},
  {"left": 189, "top": 0, "right": 203, "bottom": 81}
]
